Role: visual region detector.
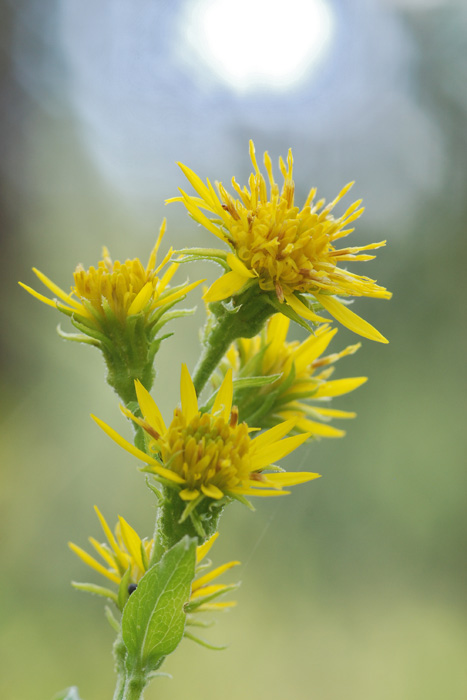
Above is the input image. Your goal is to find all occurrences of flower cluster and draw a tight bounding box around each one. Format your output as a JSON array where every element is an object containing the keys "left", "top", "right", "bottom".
[
  {"left": 70, "top": 508, "right": 239, "bottom": 644},
  {"left": 171, "top": 140, "right": 391, "bottom": 342},
  {"left": 20, "top": 220, "right": 202, "bottom": 403},
  {"left": 93, "top": 365, "right": 319, "bottom": 517},
  {"left": 20, "top": 141, "right": 391, "bottom": 697},
  {"left": 213, "top": 313, "right": 366, "bottom": 437}
]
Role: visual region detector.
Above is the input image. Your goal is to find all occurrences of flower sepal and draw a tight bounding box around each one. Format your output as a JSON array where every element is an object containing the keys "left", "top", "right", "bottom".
[
  {"left": 175, "top": 247, "right": 229, "bottom": 270},
  {"left": 71, "top": 581, "right": 118, "bottom": 604}
]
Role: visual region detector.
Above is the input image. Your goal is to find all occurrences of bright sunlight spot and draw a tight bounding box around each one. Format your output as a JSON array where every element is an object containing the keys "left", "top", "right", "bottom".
[{"left": 184, "top": 0, "right": 335, "bottom": 92}]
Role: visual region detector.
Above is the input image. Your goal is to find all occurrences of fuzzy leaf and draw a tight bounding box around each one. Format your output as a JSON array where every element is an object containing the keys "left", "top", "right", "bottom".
[{"left": 121, "top": 536, "right": 196, "bottom": 672}]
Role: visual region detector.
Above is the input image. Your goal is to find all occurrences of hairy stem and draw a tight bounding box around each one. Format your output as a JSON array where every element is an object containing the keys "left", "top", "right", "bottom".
[{"left": 193, "top": 290, "right": 274, "bottom": 396}]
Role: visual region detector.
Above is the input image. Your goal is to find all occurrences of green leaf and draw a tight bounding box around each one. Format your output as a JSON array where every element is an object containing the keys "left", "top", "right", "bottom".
[
  {"left": 52, "top": 687, "right": 82, "bottom": 700},
  {"left": 122, "top": 536, "right": 196, "bottom": 672}
]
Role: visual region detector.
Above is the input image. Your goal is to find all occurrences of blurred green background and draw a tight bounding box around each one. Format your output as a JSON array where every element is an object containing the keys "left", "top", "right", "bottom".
[{"left": 1, "top": 1, "right": 466, "bottom": 698}]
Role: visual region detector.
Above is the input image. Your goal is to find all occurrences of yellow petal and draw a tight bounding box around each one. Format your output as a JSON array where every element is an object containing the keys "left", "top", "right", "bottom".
[
  {"left": 196, "top": 532, "right": 219, "bottom": 564},
  {"left": 262, "top": 471, "right": 321, "bottom": 486},
  {"left": 195, "top": 601, "right": 237, "bottom": 610},
  {"left": 68, "top": 542, "right": 120, "bottom": 584},
  {"left": 313, "top": 377, "right": 367, "bottom": 398},
  {"left": 226, "top": 253, "right": 256, "bottom": 278},
  {"left": 127, "top": 282, "right": 153, "bottom": 315},
  {"left": 134, "top": 380, "right": 167, "bottom": 435},
  {"left": 251, "top": 432, "right": 310, "bottom": 470},
  {"left": 316, "top": 295, "right": 388, "bottom": 343},
  {"left": 202, "top": 271, "right": 249, "bottom": 302},
  {"left": 180, "top": 364, "right": 199, "bottom": 420},
  {"left": 212, "top": 369, "right": 233, "bottom": 422},
  {"left": 310, "top": 407, "right": 356, "bottom": 419},
  {"left": 192, "top": 561, "right": 240, "bottom": 591},
  {"left": 178, "top": 191, "right": 227, "bottom": 241},
  {"left": 294, "top": 417, "right": 345, "bottom": 438},
  {"left": 251, "top": 419, "right": 296, "bottom": 451},
  {"left": 88, "top": 537, "right": 119, "bottom": 569},
  {"left": 118, "top": 516, "right": 145, "bottom": 573},
  {"left": 263, "top": 314, "right": 290, "bottom": 371},
  {"left": 190, "top": 584, "right": 229, "bottom": 598},
  {"left": 145, "top": 218, "right": 166, "bottom": 273},
  {"left": 230, "top": 486, "right": 290, "bottom": 497},
  {"left": 291, "top": 328, "right": 337, "bottom": 374},
  {"left": 178, "top": 163, "right": 219, "bottom": 208},
  {"left": 91, "top": 415, "right": 185, "bottom": 484},
  {"left": 201, "top": 483, "right": 224, "bottom": 499},
  {"left": 180, "top": 488, "right": 200, "bottom": 501},
  {"left": 93, "top": 506, "right": 130, "bottom": 570},
  {"left": 18, "top": 282, "right": 63, "bottom": 309},
  {"left": 285, "top": 293, "right": 328, "bottom": 324},
  {"left": 32, "top": 268, "right": 83, "bottom": 310},
  {"left": 155, "top": 277, "right": 204, "bottom": 309}
]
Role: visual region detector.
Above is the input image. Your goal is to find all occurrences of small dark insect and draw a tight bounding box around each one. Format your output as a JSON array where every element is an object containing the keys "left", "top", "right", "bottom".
[{"left": 128, "top": 583, "right": 138, "bottom": 595}]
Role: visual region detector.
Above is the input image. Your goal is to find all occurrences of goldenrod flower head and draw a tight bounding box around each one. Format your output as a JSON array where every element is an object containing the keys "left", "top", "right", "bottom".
[
  {"left": 217, "top": 313, "right": 367, "bottom": 438},
  {"left": 19, "top": 220, "right": 200, "bottom": 329},
  {"left": 19, "top": 221, "right": 203, "bottom": 403},
  {"left": 92, "top": 364, "right": 319, "bottom": 508},
  {"left": 69, "top": 507, "right": 239, "bottom": 615},
  {"left": 171, "top": 141, "right": 391, "bottom": 343}
]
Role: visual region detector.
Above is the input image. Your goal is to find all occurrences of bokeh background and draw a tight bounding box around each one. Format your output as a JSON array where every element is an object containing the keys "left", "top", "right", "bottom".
[{"left": 1, "top": 0, "right": 466, "bottom": 698}]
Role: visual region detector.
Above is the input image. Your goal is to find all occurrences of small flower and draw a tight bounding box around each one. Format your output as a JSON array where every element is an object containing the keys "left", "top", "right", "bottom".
[
  {"left": 92, "top": 364, "right": 319, "bottom": 509},
  {"left": 215, "top": 313, "right": 367, "bottom": 438},
  {"left": 69, "top": 507, "right": 239, "bottom": 616},
  {"left": 170, "top": 141, "right": 391, "bottom": 342},
  {"left": 19, "top": 220, "right": 203, "bottom": 402}
]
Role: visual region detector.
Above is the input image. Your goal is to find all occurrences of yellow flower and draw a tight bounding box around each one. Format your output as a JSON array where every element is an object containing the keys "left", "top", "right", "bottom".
[
  {"left": 69, "top": 507, "right": 239, "bottom": 615},
  {"left": 91, "top": 364, "right": 319, "bottom": 506},
  {"left": 19, "top": 220, "right": 203, "bottom": 403},
  {"left": 217, "top": 314, "right": 367, "bottom": 438},
  {"left": 171, "top": 141, "right": 391, "bottom": 343},
  {"left": 19, "top": 219, "right": 200, "bottom": 330}
]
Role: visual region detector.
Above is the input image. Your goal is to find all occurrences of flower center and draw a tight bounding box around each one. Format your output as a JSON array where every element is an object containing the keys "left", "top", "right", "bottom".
[
  {"left": 225, "top": 192, "right": 340, "bottom": 300},
  {"left": 73, "top": 254, "right": 154, "bottom": 319},
  {"left": 161, "top": 409, "right": 252, "bottom": 492}
]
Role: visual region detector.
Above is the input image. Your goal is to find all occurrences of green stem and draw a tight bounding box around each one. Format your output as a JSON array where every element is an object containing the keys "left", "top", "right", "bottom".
[
  {"left": 149, "top": 489, "right": 202, "bottom": 565},
  {"left": 113, "top": 672, "right": 146, "bottom": 700},
  {"left": 112, "top": 673, "right": 126, "bottom": 700},
  {"left": 192, "top": 288, "right": 275, "bottom": 396},
  {"left": 192, "top": 321, "right": 234, "bottom": 396}
]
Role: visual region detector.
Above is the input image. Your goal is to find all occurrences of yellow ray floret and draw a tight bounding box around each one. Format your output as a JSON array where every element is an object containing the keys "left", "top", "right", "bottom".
[
  {"left": 215, "top": 313, "right": 366, "bottom": 438},
  {"left": 94, "top": 365, "right": 319, "bottom": 504},
  {"left": 69, "top": 508, "right": 239, "bottom": 613},
  {"left": 170, "top": 141, "right": 391, "bottom": 342},
  {"left": 19, "top": 219, "right": 202, "bottom": 326}
]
